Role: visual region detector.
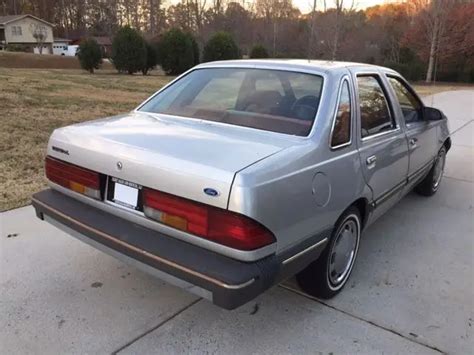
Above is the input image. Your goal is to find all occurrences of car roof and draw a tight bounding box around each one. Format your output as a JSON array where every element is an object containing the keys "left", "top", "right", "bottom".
[{"left": 196, "top": 59, "right": 397, "bottom": 76}]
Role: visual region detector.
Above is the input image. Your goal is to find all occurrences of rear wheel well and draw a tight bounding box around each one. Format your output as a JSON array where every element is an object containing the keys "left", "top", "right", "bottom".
[
  {"left": 350, "top": 198, "right": 369, "bottom": 230},
  {"left": 335, "top": 198, "right": 369, "bottom": 231}
]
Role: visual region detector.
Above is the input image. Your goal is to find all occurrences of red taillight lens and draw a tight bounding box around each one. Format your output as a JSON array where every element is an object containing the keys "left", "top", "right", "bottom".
[
  {"left": 45, "top": 156, "right": 100, "bottom": 199},
  {"left": 143, "top": 188, "right": 275, "bottom": 250}
]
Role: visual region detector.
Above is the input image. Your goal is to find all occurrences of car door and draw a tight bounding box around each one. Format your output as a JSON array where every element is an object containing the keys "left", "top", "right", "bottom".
[
  {"left": 385, "top": 75, "right": 438, "bottom": 185},
  {"left": 354, "top": 72, "right": 409, "bottom": 221}
]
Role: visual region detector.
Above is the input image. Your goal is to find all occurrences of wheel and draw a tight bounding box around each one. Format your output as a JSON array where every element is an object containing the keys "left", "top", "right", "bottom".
[
  {"left": 415, "top": 147, "right": 446, "bottom": 196},
  {"left": 296, "top": 207, "right": 361, "bottom": 299}
]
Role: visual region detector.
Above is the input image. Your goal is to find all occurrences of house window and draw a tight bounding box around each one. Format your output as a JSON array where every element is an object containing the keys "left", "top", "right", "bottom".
[{"left": 11, "top": 26, "right": 22, "bottom": 36}]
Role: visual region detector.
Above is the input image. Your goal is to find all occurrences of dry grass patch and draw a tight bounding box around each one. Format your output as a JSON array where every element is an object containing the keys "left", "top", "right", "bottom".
[
  {"left": 413, "top": 83, "right": 473, "bottom": 97},
  {"left": 0, "top": 51, "right": 115, "bottom": 70},
  {"left": 0, "top": 68, "right": 172, "bottom": 211}
]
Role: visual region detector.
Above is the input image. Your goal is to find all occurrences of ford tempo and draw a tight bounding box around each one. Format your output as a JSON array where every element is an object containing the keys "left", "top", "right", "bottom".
[{"left": 32, "top": 60, "right": 451, "bottom": 309}]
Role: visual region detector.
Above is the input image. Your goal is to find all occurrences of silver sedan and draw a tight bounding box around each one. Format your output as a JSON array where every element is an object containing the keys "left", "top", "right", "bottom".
[{"left": 33, "top": 60, "right": 451, "bottom": 309}]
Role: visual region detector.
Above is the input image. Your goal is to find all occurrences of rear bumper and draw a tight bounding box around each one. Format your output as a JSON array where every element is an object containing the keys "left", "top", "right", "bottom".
[{"left": 32, "top": 189, "right": 329, "bottom": 309}]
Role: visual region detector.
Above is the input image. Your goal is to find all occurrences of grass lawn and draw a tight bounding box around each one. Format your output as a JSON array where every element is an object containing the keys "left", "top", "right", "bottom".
[
  {"left": 0, "top": 67, "right": 472, "bottom": 211},
  {"left": 0, "top": 68, "right": 172, "bottom": 211},
  {"left": 412, "top": 82, "right": 474, "bottom": 97}
]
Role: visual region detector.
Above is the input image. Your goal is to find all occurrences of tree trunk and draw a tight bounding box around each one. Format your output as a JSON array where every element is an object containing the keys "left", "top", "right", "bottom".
[
  {"left": 331, "top": 2, "right": 341, "bottom": 61},
  {"left": 272, "top": 21, "right": 277, "bottom": 57},
  {"left": 425, "top": 35, "right": 436, "bottom": 83},
  {"left": 332, "top": 30, "right": 338, "bottom": 60},
  {"left": 426, "top": 14, "right": 440, "bottom": 82},
  {"left": 307, "top": 0, "right": 317, "bottom": 60},
  {"left": 149, "top": 0, "right": 156, "bottom": 35}
]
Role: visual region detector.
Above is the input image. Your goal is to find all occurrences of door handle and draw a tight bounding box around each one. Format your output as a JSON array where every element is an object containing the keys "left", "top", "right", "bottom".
[
  {"left": 366, "top": 155, "right": 377, "bottom": 168},
  {"left": 409, "top": 138, "right": 418, "bottom": 147}
]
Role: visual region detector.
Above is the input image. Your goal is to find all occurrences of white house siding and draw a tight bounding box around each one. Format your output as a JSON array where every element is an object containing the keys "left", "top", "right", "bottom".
[{"left": 4, "top": 17, "right": 53, "bottom": 53}]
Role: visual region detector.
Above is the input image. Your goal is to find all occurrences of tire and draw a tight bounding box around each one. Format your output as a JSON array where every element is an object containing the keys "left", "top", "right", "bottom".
[
  {"left": 296, "top": 207, "right": 361, "bottom": 299},
  {"left": 415, "top": 147, "right": 446, "bottom": 197}
]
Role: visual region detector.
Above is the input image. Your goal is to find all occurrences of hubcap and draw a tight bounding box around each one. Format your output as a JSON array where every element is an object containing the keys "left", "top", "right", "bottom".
[
  {"left": 433, "top": 150, "right": 446, "bottom": 189},
  {"left": 328, "top": 218, "right": 359, "bottom": 287}
]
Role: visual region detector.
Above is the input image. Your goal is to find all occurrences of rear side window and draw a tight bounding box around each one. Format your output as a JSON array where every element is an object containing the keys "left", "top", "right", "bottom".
[
  {"left": 139, "top": 68, "right": 324, "bottom": 136},
  {"left": 357, "top": 75, "right": 395, "bottom": 138},
  {"left": 387, "top": 76, "right": 423, "bottom": 124},
  {"left": 331, "top": 80, "right": 351, "bottom": 148}
]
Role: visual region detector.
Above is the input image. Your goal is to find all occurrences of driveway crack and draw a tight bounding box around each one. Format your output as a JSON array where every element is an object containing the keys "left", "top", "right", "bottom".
[
  {"left": 279, "top": 284, "right": 446, "bottom": 354},
  {"left": 451, "top": 119, "right": 473, "bottom": 135},
  {"left": 111, "top": 298, "right": 202, "bottom": 354}
]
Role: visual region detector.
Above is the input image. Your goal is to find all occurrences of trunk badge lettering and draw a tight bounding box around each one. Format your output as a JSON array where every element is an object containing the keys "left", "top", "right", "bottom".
[
  {"left": 52, "top": 146, "right": 69, "bottom": 155},
  {"left": 204, "top": 188, "right": 219, "bottom": 197}
]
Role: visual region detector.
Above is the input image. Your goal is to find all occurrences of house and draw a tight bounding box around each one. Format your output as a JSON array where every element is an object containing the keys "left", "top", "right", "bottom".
[
  {"left": 0, "top": 14, "right": 54, "bottom": 54},
  {"left": 93, "top": 36, "right": 112, "bottom": 58},
  {"left": 53, "top": 37, "right": 71, "bottom": 55},
  {"left": 71, "top": 36, "right": 112, "bottom": 58}
]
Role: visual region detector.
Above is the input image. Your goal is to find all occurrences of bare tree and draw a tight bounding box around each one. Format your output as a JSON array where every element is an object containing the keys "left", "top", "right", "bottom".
[
  {"left": 307, "top": 0, "right": 317, "bottom": 59},
  {"left": 407, "top": 0, "right": 452, "bottom": 82},
  {"left": 29, "top": 22, "right": 48, "bottom": 54},
  {"left": 423, "top": 0, "right": 449, "bottom": 82},
  {"left": 330, "top": 0, "right": 354, "bottom": 60},
  {"left": 149, "top": 0, "right": 156, "bottom": 34},
  {"left": 256, "top": 0, "right": 295, "bottom": 56},
  {"left": 189, "top": 0, "right": 207, "bottom": 37}
]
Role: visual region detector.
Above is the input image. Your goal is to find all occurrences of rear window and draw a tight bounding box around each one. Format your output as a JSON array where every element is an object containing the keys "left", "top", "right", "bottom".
[{"left": 139, "top": 68, "right": 324, "bottom": 136}]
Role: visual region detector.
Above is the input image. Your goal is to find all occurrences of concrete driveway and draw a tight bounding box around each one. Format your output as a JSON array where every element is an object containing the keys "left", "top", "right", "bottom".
[{"left": 1, "top": 90, "right": 473, "bottom": 354}]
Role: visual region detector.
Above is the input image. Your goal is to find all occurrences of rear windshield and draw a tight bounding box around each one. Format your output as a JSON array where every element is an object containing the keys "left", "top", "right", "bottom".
[{"left": 139, "top": 68, "right": 324, "bottom": 136}]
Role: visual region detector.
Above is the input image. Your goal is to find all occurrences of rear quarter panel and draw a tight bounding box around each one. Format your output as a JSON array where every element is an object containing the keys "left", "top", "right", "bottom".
[{"left": 228, "top": 72, "right": 372, "bottom": 254}]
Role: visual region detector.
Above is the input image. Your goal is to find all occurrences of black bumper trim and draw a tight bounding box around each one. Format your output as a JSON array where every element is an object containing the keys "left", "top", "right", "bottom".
[
  {"left": 33, "top": 197, "right": 255, "bottom": 290},
  {"left": 32, "top": 189, "right": 329, "bottom": 309}
]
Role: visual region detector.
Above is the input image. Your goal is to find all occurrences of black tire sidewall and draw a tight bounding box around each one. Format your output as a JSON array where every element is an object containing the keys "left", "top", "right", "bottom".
[{"left": 296, "top": 206, "right": 362, "bottom": 299}]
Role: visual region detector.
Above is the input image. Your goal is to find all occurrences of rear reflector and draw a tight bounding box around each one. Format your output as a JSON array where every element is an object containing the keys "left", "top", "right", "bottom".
[
  {"left": 45, "top": 156, "right": 101, "bottom": 199},
  {"left": 143, "top": 188, "right": 275, "bottom": 251}
]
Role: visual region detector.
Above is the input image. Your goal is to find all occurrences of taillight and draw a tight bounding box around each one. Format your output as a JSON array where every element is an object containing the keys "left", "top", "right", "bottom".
[
  {"left": 143, "top": 188, "right": 275, "bottom": 250},
  {"left": 45, "top": 156, "right": 101, "bottom": 199}
]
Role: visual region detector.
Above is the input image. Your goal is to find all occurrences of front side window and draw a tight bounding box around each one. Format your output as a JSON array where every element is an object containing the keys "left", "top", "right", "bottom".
[
  {"left": 331, "top": 80, "right": 351, "bottom": 148},
  {"left": 357, "top": 75, "right": 395, "bottom": 138},
  {"left": 139, "top": 68, "right": 324, "bottom": 136},
  {"left": 387, "top": 76, "right": 423, "bottom": 124}
]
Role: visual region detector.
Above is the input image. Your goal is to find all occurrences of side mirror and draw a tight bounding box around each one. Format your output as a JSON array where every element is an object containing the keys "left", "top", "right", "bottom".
[{"left": 423, "top": 107, "right": 444, "bottom": 121}]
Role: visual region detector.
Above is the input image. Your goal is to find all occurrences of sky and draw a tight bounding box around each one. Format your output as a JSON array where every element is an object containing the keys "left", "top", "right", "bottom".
[
  {"left": 293, "top": 0, "right": 395, "bottom": 13},
  {"left": 165, "top": 0, "right": 395, "bottom": 15}
]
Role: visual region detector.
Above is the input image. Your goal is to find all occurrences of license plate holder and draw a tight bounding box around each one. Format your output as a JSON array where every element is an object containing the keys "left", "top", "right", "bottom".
[{"left": 107, "top": 177, "right": 143, "bottom": 211}]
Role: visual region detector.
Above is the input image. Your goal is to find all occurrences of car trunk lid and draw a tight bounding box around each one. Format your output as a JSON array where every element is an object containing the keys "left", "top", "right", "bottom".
[{"left": 47, "top": 112, "right": 293, "bottom": 208}]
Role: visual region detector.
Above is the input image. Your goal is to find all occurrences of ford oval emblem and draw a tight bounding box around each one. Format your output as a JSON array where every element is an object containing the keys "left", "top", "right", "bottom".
[{"left": 204, "top": 188, "right": 219, "bottom": 197}]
